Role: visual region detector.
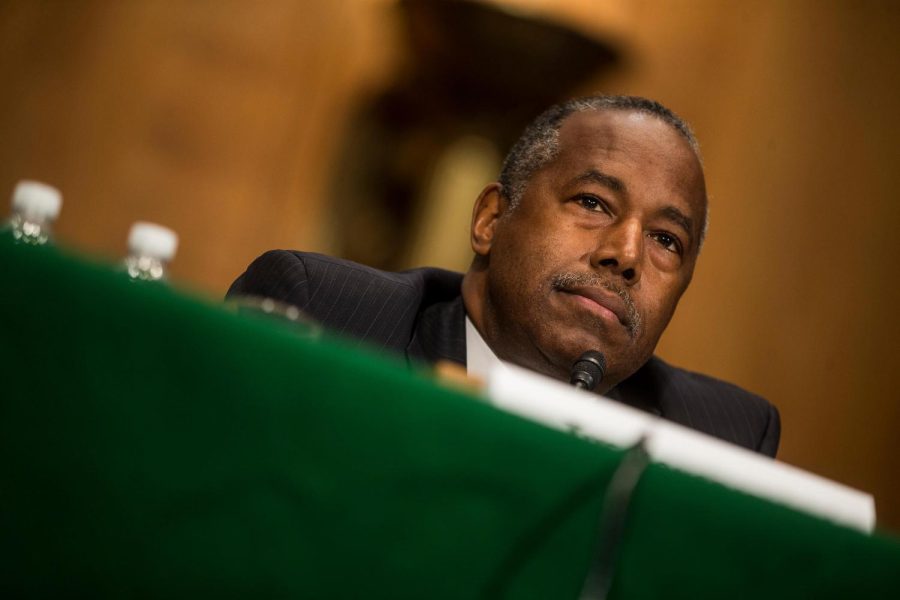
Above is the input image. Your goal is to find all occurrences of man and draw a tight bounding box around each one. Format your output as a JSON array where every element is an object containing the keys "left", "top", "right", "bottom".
[{"left": 228, "top": 95, "right": 780, "bottom": 457}]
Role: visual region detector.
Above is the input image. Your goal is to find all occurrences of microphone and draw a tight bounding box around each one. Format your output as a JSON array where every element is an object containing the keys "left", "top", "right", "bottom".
[{"left": 570, "top": 351, "right": 606, "bottom": 391}]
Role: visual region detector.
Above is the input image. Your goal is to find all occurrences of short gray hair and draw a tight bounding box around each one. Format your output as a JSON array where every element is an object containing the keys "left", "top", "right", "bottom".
[
  {"left": 498, "top": 94, "right": 701, "bottom": 207},
  {"left": 497, "top": 94, "right": 707, "bottom": 243}
]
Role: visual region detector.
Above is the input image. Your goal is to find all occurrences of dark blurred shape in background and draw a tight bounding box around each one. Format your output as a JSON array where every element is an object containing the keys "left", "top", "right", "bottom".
[{"left": 331, "top": 0, "right": 620, "bottom": 270}]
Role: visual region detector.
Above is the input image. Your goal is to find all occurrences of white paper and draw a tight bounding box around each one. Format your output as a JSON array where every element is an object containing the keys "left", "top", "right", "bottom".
[{"left": 485, "top": 363, "right": 876, "bottom": 533}]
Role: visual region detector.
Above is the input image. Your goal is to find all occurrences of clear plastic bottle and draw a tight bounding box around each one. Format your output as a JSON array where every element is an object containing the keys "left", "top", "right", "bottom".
[
  {"left": 3, "top": 180, "right": 62, "bottom": 245},
  {"left": 124, "top": 222, "right": 178, "bottom": 282}
]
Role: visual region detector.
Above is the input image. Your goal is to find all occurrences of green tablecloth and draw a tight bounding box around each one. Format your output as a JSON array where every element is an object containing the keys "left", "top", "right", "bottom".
[{"left": 1, "top": 237, "right": 898, "bottom": 598}]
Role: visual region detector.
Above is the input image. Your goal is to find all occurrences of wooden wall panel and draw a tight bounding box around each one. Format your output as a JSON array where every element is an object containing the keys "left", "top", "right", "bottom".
[{"left": 0, "top": 0, "right": 393, "bottom": 292}]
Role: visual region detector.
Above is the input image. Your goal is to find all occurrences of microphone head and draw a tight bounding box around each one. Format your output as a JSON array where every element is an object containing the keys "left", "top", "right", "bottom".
[{"left": 570, "top": 350, "right": 607, "bottom": 391}]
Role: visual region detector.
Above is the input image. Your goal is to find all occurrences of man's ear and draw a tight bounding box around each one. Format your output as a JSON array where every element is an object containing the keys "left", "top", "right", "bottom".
[{"left": 470, "top": 183, "right": 508, "bottom": 257}]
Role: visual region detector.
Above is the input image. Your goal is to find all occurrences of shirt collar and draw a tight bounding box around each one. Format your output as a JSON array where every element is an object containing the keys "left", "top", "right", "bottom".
[{"left": 465, "top": 315, "right": 510, "bottom": 380}]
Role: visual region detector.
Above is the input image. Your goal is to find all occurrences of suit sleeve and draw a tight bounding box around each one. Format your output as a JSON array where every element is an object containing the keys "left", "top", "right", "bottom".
[
  {"left": 226, "top": 250, "right": 311, "bottom": 309},
  {"left": 756, "top": 403, "right": 781, "bottom": 458}
]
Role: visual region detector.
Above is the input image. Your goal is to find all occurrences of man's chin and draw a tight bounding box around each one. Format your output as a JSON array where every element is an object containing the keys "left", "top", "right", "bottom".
[{"left": 537, "top": 330, "right": 641, "bottom": 385}]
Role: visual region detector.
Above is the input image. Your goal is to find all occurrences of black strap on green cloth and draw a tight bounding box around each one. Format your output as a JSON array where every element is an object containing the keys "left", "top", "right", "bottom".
[
  {"left": 580, "top": 437, "right": 651, "bottom": 600},
  {"left": 481, "top": 466, "right": 615, "bottom": 598},
  {"left": 482, "top": 439, "right": 651, "bottom": 600}
]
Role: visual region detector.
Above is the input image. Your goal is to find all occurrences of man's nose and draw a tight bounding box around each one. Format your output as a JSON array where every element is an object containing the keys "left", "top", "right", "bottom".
[{"left": 590, "top": 218, "right": 643, "bottom": 285}]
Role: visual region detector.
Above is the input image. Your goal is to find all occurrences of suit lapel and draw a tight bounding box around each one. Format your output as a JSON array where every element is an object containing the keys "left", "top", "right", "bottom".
[
  {"left": 606, "top": 359, "right": 663, "bottom": 417},
  {"left": 405, "top": 296, "right": 466, "bottom": 367}
]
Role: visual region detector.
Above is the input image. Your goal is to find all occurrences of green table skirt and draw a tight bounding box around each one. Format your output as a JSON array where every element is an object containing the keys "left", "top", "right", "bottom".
[{"left": 1, "top": 238, "right": 898, "bottom": 598}]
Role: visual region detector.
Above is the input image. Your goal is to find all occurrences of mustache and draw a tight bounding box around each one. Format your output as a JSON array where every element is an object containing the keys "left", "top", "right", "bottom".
[{"left": 550, "top": 272, "right": 642, "bottom": 336}]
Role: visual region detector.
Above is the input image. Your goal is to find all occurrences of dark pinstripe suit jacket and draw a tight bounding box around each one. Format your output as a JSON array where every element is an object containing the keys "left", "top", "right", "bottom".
[{"left": 228, "top": 250, "right": 780, "bottom": 457}]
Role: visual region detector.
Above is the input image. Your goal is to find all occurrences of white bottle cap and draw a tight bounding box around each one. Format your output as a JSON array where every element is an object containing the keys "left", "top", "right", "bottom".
[
  {"left": 127, "top": 221, "right": 178, "bottom": 261},
  {"left": 12, "top": 180, "right": 62, "bottom": 221}
]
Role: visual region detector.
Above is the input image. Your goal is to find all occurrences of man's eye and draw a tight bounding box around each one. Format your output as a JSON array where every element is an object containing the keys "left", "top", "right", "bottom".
[
  {"left": 575, "top": 194, "right": 607, "bottom": 213},
  {"left": 650, "top": 232, "right": 682, "bottom": 254}
]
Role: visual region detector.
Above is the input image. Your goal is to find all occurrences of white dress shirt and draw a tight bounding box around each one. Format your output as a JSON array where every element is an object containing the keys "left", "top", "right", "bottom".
[{"left": 465, "top": 315, "right": 510, "bottom": 381}]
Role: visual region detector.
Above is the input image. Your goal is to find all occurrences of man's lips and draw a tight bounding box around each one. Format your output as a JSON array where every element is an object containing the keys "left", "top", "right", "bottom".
[
  {"left": 559, "top": 286, "right": 630, "bottom": 328},
  {"left": 550, "top": 272, "right": 641, "bottom": 337}
]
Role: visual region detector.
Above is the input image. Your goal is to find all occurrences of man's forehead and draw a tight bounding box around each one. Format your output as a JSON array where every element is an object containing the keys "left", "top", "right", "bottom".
[
  {"left": 557, "top": 110, "right": 705, "bottom": 200},
  {"left": 557, "top": 109, "right": 693, "bottom": 159}
]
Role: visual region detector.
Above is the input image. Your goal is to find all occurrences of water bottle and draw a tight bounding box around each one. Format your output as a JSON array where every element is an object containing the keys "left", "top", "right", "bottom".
[
  {"left": 124, "top": 222, "right": 178, "bottom": 282},
  {"left": 3, "top": 180, "right": 62, "bottom": 245}
]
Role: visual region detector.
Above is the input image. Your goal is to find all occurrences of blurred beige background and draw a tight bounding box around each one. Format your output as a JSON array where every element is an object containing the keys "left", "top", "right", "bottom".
[{"left": 1, "top": 0, "right": 898, "bottom": 533}]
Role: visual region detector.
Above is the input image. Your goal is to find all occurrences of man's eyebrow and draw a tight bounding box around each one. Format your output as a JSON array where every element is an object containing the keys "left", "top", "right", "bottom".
[
  {"left": 571, "top": 170, "right": 696, "bottom": 241},
  {"left": 659, "top": 205, "right": 695, "bottom": 240},
  {"left": 571, "top": 169, "right": 626, "bottom": 193}
]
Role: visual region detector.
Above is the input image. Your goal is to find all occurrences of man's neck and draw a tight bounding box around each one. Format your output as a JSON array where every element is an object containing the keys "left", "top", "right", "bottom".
[{"left": 462, "top": 269, "right": 568, "bottom": 383}]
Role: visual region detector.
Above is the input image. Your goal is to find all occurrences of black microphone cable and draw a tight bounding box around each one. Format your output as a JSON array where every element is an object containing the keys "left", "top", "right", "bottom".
[
  {"left": 578, "top": 436, "right": 651, "bottom": 600},
  {"left": 567, "top": 351, "right": 652, "bottom": 600}
]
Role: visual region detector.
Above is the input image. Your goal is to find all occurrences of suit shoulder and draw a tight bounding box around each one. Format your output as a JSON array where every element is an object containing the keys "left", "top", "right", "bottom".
[
  {"left": 227, "top": 250, "right": 463, "bottom": 353},
  {"left": 226, "top": 249, "right": 312, "bottom": 303},
  {"left": 655, "top": 357, "right": 770, "bottom": 410},
  {"left": 297, "top": 253, "right": 463, "bottom": 304},
  {"left": 229, "top": 250, "right": 417, "bottom": 299},
  {"left": 630, "top": 356, "right": 780, "bottom": 456}
]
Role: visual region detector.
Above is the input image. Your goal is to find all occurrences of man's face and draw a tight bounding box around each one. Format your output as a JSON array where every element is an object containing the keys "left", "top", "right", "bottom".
[{"left": 472, "top": 109, "right": 707, "bottom": 388}]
